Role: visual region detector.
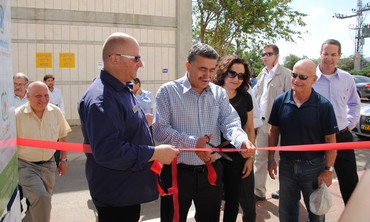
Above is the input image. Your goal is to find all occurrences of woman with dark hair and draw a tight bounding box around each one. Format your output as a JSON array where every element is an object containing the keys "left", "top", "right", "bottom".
[{"left": 213, "top": 55, "right": 256, "bottom": 222}]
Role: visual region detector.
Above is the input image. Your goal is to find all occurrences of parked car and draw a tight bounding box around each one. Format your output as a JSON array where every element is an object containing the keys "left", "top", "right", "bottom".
[
  {"left": 353, "top": 75, "right": 370, "bottom": 99},
  {"left": 352, "top": 105, "right": 370, "bottom": 138}
]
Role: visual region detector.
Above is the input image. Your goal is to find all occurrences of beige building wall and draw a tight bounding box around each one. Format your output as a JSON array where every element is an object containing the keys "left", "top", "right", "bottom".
[{"left": 11, "top": 0, "right": 192, "bottom": 124}]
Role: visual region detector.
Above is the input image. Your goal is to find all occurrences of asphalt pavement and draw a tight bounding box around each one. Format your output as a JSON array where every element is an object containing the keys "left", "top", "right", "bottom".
[{"left": 49, "top": 125, "right": 370, "bottom": 222}]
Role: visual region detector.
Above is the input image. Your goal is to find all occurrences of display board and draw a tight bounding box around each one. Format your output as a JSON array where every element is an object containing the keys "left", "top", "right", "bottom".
[{"left": 0, "top": 0, "right": 20, "bottom": 221}]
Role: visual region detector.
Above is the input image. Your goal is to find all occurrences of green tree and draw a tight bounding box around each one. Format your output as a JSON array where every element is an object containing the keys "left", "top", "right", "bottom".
[
  {"left": 338, "top": 56, "right": 354, "bottom": 72},
  {"left": 192, "top": 0, "right": 307, "bottom": 58},
  {"left": 283, "top": 54, "right": 302, "bottom": 70},
  {"left": 237, "top": 48, "right": 265, "bottom": 75}
]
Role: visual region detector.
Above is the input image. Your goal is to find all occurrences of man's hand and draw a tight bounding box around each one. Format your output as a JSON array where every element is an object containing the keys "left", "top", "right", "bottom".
[
  {"left": 145, "top": 114, "right": 153, "bottom": 126},
  {"left": 58, "top": 161, "right": 68, "bottom": 176},
  {"left": 151, "top": 144, "right": 179, "bottom": 165},
  {"left": 318, "top": 170, "right": 333, "bottom": 187},
  {"left": 240, "top": 140, "right": 255, "bottom": 158},
  {"left": 195, "top": 134, "right": 217, "bottom": 163},
  {"left": 241, "top": 157, "right": 253, "bottom": 179},
  {"left": 268, "top": 159, "right": 277, "bottom": 180}
]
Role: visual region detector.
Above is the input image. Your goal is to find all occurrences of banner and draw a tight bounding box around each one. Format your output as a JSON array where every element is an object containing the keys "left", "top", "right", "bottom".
[{"left": 0, "top": 0, "right": 19, "bottom": 220}]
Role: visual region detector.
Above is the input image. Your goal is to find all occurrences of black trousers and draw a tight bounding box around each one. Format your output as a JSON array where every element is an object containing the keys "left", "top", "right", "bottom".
[
  {"left": 221, "top": 155, "right": 255, "bottom": 222},
  {"left": 160, "top": 161, "right": 223, "bottom": 222},
  {"left": 239, "top": 166, "right": 256, "bottom": 222},
  {"left": 96, "top": 204, "right": 140, "bottom": 222},
  {"left": 335, "top": 130, "right": 359, "bottom": 205}
]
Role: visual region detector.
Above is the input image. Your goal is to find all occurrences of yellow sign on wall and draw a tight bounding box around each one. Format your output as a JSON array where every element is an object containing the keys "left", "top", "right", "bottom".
[
  {"left": 59, "top": 52, "right": 75, "bottom": 68},
  {"left": 36, "top": 52, "right": 52, "bottom": 68}
]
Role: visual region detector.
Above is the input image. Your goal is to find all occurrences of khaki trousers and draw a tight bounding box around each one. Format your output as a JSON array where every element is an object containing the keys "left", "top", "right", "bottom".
[{"left": 18, "top": 158, "right": 56, "bottom": 222}]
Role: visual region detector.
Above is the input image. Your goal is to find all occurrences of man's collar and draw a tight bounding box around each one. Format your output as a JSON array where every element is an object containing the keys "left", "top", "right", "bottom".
[
  {"left": 100, "top": 69, "right": 131, "bottom": 92},
  {"left": 23, "top": 102, "right": 53, "bottom": 114},
  {"left": 271, "top": 63, "right": 279, "bottom": 72},
  {"left": 316, "top": 65, "right": 340, "bottom": 79},
  {"left": 265, "top": 63, "right": 279, "bottom": 73},
  {"left": 182, "top": 74, "right": 192, "bottom": 94}
]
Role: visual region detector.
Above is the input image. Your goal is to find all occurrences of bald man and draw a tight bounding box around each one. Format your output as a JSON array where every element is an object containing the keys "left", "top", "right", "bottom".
[
  {"left": 78, "top": 32, "right": 179, "bottom": 222},
  {"left": 267, "top": 59, "right": 338, "bottom": 221},
  {"left": 16, "top": 81, "right": 71, "bottom": 222}
]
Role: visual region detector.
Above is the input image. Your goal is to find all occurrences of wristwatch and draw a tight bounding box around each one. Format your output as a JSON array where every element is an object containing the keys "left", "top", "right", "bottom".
[
  {"left": 324, "top": 166, "right": 334, "bottom": 172},
  {"left": 60, "top": 158, "right": 68, "bottom": 162}
]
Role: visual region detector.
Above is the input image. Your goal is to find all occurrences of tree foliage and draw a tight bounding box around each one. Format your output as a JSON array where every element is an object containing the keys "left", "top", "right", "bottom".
[
  {"left": 283, "top": 54, "right": 302, "bottom": 70},
  {"left": 337, "top": 55, "right": 355, "bottom": 71},
  {"left": 192, "top": 0, "right": 307, "bottom": 57}
]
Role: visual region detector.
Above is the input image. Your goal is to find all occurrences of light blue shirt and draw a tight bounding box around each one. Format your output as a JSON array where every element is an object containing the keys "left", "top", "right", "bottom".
[
  {"left": 153, "top": 74, "right": 249, "bottom": 165},
  {"left": 135, "top": 89, "right": 152, "bottom": 114},
  {"left": 14, "top": 95, "right": 28, "bottom": 108},
  {"left": 313, "top": 66, "right": 361, "bottom": 130}
]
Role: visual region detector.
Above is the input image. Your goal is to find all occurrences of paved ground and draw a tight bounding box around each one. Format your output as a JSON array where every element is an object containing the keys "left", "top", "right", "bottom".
[{"left": 48, "top": 125, "right": 370, "bottom": 222}]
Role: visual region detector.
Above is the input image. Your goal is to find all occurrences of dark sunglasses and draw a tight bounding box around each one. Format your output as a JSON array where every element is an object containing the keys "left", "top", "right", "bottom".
[
  {"left": 261, "top": 52, "right": 274, "bottom": 57},
  {"left": 291, "top": 72, "right": 312, "bottom": 80},
  {"left": 227, "top": 71, "right": 245, "bottom": 80}
]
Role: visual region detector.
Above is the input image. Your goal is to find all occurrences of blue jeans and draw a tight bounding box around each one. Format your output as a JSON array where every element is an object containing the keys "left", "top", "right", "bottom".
[{"left": 279, "top": 156, "right": 325, "bottom": 222}]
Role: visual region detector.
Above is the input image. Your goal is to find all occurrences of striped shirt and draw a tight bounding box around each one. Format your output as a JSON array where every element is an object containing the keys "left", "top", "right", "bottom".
[{"left": 153, "top": 74, "right": 249, "bottom": 165}]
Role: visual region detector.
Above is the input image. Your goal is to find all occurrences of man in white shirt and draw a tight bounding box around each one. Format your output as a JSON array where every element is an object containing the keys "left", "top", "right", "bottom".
[
  {"left": 252, "top": 44, "right": 291, "bottom": 200},
  {"left": 43, "top": 74, "right": 65, "bottom": 114},
  {"left": 313, "top": 39, "right": 361, "bottom": 205},
  {"left": 43, "top": 74, "right": 66, "bottom": 166},
  {"left": 13, "top": 72, "right": 29, "bottom": 107}
]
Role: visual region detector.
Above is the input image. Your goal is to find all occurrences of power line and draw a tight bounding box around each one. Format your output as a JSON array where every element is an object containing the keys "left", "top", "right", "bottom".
[{"left": 334, "top": 0, "right": 370, "bottom": 70}]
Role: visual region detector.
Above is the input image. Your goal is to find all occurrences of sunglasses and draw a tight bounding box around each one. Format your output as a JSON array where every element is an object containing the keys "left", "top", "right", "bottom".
[
  {"left": 291, "top": 72, "right": 312, "bottom": 80},
  {"left": 227, "top": 71, "right": 245, "bottom": 80},
  {"left": 261, "top": 52, "right": 275, "bottom": 57},
  {"left": 110, "top": 54, "right": 141, "bottom": 63}
]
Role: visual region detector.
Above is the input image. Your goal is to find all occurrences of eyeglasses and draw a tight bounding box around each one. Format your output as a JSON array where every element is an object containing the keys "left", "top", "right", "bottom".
[
  {"left": 14, "top": 82, "right": 27, "bottom": 87},
  {"left": 227, "top": 71, "right": 245, "bottom": 80},
  {"left": 110, "top": 54, "right": 141, "bottom": 63},
  {"left": 261, "top": 52, "right": 275, "bottom": 57},
  {"left": 291, "top": 72, "right": 313, "bottom": 81}
]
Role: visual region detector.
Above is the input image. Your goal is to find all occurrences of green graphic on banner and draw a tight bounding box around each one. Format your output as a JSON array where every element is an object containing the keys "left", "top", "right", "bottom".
[{"left": 0, "top": 154, "right": 18, "bottom": 215}]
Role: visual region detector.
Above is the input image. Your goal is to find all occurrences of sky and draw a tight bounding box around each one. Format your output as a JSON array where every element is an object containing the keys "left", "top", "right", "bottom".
[{"left": 277, "top": 0, "right": 370, "bottom": 61}]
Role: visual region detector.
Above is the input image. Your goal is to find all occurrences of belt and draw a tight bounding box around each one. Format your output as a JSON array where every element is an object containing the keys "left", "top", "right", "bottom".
[
  {"left": 31, "top": 157, "right": 53, "bottom": 165},
  {"left": 178, "top": 160, "right": 219, "bottom": 173},
  {"left": 31, "top": 160, "right": 50, "bottom": 165},
  {"left": 337, "top": 127, "right": 349, "bottom": 134},
  {"left": 280, "top": 155, "right": 323, "bottom": 163}
]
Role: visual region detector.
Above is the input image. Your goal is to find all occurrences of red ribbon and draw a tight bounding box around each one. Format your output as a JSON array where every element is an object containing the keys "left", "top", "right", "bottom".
[
  {"left": 205, "top": 162, "right": 217, "bottom": 186},
  {"left": 171, "top": 158, "right": 179, "bottom": 222},
  {"left": 150, "top": 158, "right": 179, "bottom": 222},
  {"left": 5, "top": 137, "right": 370, "bottom": 222},
  {"left": 9, "top": 138, "right": 370, "bottom": 153}
]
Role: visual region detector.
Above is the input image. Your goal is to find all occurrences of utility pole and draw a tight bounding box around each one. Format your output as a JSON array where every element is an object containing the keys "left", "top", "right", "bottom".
[{"left": 334, "top": 0, "right": 370, "bottom": 70}]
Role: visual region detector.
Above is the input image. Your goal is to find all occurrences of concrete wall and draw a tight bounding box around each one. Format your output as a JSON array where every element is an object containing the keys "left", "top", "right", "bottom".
[{"left": 11, "top": 0, "right": 192, "bottom": 125}]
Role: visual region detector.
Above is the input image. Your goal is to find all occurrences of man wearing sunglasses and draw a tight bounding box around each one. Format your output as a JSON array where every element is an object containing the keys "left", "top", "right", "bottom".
[
  {"left": 252, "top": 44, "right": 291, "bottom": 201},
  {"left": 313, "top": 39, "right": 361, "bottom": 205},
  {"left": 268, "top": 59, "right": 338, "bottom": 221},
  {"left": 78, "top": 32, "right": 179, "bottom": 222}
]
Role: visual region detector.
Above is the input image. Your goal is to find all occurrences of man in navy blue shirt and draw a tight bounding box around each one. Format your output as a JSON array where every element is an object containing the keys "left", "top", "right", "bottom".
[
  {"left": 78, "top": 32, "right": 179, "bottom": 222},
  {"left": 267, "top": 59, "right": 338, "bottom": 221}
]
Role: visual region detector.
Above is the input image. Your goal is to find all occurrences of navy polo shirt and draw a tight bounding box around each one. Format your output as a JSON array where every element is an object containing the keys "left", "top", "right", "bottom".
[{"left": 269, "top": 89, "right": 338, "bottom": 160}]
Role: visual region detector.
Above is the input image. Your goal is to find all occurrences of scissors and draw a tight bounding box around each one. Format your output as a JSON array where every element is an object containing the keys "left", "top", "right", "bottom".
[{"left": 206, "top": 142, "right": 233, "bottom": 161}]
